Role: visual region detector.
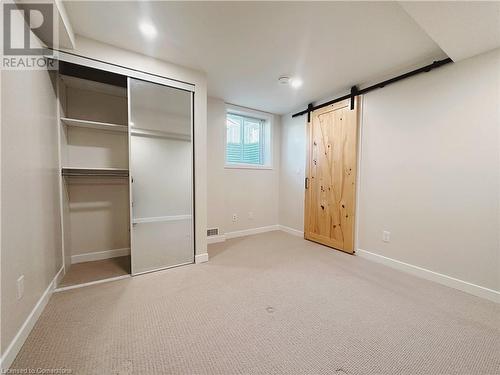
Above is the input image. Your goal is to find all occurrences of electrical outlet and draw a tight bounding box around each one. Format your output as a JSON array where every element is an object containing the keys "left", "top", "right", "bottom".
[
  {"left": 248, "top": 211, "right": 254, "bottom": 220},
  {"left": 232, "top": 214, "right": 238, "bottom": 222},
  {"left": 17, "top": 275, "right": 24, "bottom": 300},
  {"left": 382, "top": 231, "right": 391, "bottom": 243}
]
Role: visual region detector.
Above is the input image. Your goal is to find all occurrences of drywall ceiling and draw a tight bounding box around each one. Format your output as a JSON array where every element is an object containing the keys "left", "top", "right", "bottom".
[
  {"left": 63, "top": 1, "right": 447, "bottom": 114},
  {"left": 400, "top": 1, "right": 500, "bottom": 62}
]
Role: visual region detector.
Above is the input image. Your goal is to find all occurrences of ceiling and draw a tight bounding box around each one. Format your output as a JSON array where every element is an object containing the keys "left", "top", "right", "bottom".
[
  {"left": 62, "top": 1, "right": 492, "bottom": 115},
  {"left": 400, "top": 1, "right": 500, "bottom": 62}
]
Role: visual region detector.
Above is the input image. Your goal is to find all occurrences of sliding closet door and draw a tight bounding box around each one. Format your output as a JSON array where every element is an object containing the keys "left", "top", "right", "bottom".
[{"left": 128, "top": 78, "right": 194, "bottom": 275}]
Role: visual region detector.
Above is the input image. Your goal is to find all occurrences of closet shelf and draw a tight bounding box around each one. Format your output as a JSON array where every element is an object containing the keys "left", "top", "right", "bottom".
[
  {"left": 61, "top": 117, "right": 128, "bottom": 133},
  {"left": 62, "top": 168, "right": 129, "bottom": 178}
]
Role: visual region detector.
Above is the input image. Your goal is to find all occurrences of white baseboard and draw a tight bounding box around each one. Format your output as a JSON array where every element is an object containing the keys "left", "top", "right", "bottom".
[
  {"left": 71, "top": 248, "right": 130, "bottom": 264},
  {"left": 195, "top": 253, "right": 209, "bottom": 264},
  {"left": 225, "top": 225, "right": 280, "bottom": 239},
  {"left": 357, "top": 249, "right": 500, "bottom": 304},
  {"left": 207, "top": 235, "right": 226, "bottom": 244},
  {"left": 0, "top": 266, "right": 64, "bottom": 370},
  {"left": 54, "top": 275, "right": 131, "bottom": 292},
  {"left": 207, "top": 225, "right": 303, "bottom": 245},
  {"left": 278, "top": 225, "right": 304, "bottom": 237}
]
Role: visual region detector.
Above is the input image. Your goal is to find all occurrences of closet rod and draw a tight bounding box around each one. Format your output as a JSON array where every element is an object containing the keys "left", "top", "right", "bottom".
[
  {"left": 61, "top": 168, "right": 129, "bottom": 178},
  {"left": 292, "top": 58, "right": 453, "bottom": 120}
]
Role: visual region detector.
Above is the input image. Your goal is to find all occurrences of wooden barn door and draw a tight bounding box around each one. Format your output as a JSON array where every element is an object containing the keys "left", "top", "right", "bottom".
[{"left": 304, "top": 98, "right": 359, "bottom": 254}]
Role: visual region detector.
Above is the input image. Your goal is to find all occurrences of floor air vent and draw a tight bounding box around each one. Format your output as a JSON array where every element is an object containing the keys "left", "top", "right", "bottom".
[{"left": 207, "top": 228, "right": 219, "bottom": 237}]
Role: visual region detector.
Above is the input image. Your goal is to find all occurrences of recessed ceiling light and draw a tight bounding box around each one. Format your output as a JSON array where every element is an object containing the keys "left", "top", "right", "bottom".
[
  {"left": 278, "top": 75, "right": 303, "bottom": 89},
  {"left": 139, "top": 22, "right": 157, "bottom": 38},
  {"left": 278, "top": 76, "right": 290, "bottom": 85},
  {"left": 290, "top": 78, "right": 303, "bottom": 89}
]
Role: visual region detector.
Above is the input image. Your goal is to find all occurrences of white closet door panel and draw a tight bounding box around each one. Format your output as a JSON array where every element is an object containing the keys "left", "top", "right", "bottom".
[
  {"left": 127, "top": 78, "right": 190, "bottom": 134},
  {"left": 131, "top": 219, "right": 193, "bottom": 274},
  {"left": 131, "top": 135, "right": 191, "bottom": 218},
  {"left": 132, "top": 109, "right": 190, "bottom": 135},
  {"left": 129, "top": 77, "right": 193, "bottom": 275}
]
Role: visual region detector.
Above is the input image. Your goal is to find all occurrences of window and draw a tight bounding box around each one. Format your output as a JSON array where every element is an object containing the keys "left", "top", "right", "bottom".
[{"left": 226, "top": 111, "right": 271, "bottom": 168}]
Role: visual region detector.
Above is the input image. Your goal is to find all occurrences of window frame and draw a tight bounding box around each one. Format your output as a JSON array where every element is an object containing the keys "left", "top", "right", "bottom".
[{"left": 224, "top": 104, "right": 273, "bottom": 170}]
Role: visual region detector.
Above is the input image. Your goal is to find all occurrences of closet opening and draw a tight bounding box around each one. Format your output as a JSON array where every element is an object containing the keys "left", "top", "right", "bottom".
[
  {"left": 55, "top": 58, "right": 195, "bottom": 290},
  {"left": 57, "top": 62, "right": 132, "bottom": 289}
]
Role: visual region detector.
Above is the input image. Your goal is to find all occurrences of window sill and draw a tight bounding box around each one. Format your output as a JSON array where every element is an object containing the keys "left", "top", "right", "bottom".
[{"left": 224, "top": 164, "right": 273, "bottom": 170}]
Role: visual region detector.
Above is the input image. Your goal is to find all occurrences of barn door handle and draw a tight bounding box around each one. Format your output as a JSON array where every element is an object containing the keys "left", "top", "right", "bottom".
[{"left": 305, "top": 177, "right": 309, "bottom": 189}]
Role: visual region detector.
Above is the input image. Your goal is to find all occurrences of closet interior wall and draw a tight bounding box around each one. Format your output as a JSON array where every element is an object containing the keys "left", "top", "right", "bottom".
[{"left": 57, "top": 69, "right": 131, "bottom": 284}]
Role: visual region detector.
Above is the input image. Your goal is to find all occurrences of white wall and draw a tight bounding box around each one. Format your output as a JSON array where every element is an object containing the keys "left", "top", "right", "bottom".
[
  {"left": 279, "top": 115, "right": 306, "bottom": 232},
  {"left": 280, "top": 48, "right": 500, "bottom": 293},
  {"left": 207, "top": 97, "right": 281, "bottom": 235},
  {"left": 1, "top": 68, "right": 62, "bottom": 354}
]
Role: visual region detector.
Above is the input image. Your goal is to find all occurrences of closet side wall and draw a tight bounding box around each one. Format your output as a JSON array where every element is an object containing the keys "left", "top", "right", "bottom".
[{"left": 1, "top": 68, "right": 62, "bottom": 354}]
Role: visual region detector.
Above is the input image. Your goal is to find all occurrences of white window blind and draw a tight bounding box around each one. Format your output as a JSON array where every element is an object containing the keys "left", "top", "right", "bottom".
[{"left": 226, "top": 113, "right": 265, "bottom": 165}]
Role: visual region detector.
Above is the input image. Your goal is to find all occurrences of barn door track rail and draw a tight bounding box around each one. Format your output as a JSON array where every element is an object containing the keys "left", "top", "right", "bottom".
[{"left": 293, "top": 57, "right": 453, "bottom": 121}]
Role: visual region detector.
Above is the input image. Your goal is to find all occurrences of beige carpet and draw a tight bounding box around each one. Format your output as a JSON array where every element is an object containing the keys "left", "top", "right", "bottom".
[
  {"left": 11, "top": 231, "right": 500, "bottom": 374},
  {"left": 59, "top": 256, "right": 131, "bottom": 288}
]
